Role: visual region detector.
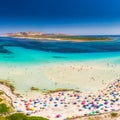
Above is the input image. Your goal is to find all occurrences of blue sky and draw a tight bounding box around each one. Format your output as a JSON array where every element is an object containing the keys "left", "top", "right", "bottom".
[{"left": 0, "top": 0, "right": 120, "bottom": 35}]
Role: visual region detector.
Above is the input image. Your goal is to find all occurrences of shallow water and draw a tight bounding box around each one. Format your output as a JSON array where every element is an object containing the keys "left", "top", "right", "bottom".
[{"left": 0, "top": 37, "right": 120, "bottom": 96}]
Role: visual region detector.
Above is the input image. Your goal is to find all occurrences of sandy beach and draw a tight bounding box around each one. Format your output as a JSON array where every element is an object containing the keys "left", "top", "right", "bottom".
[
  {"left": 0, "top": 60, "right": 120, "bottom": 95},
  {"left": 0, "top": 60, "right": 120, "bottom": 119},
  {"left": 43, "top": 61, "right": 120, "bottom": 93},
  {"left": 1, "top": 78, "right": 120, "bottom": 120}
]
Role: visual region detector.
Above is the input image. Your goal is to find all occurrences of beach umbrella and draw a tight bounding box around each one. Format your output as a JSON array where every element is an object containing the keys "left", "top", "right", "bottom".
[
  {"left": 70, "top": 95, "right": 73, "bottom": 97},
  {"left": 73, "top": 102, "right": 77, "bottom": 105},
  {"left": 84, "top": 97, "right": 87, "bottom": 99},
  {"left": 17, "top": 108, "right": 22, "bottom": 112},
  {"left": 34, "top": 104, "right": 38, "bottom": 107},
  {"left": 29, "top": 99, "right": 32, "bottom": 102},
  {"left": 14, "top": 101, "right": 18, "bottom": 103},
  {"left": 104, "top": 101, "right": 108, "bottom": 105},
  {"left": 30, "top": 107, "right": 35, "bottom": 111},
  {"left": 77, "top": 96, "right": 80, "bottom": 99},
  {"left": 96, "top": 110, "right": 100, "bottom": 113},
  {"left": 56, "top": 114, "right": 62, "bottom": 118},
  {"left": 43, "top": 104, "right": 47, "bottom": 107},
  {"left": 111, "top": 108, "right": 116, "bottom": 111},
  {"left": 54, "top": 104, "right": 58, "bottom": 107},
  {"left": 81, "top": 101, "right": 85, "bottom": 105},
  {"left": 79, "top": 109, "right": 82, "bottom": 111},
  {"left": 64, "top": 105, "right": 67, "bottom": 107},
  {"left": 74, "top": 94, "right": 77, "bottom": 97},
  {"left": 26, "top": 107, "right": 30, "bottom": 111},
  {"left": 104, "top": 109, "right": 108, "bottom": 112},
  {"left": 55, "top": 97, "right": 59, "bottom": 101},
  {"left": 105, "top": 106, "right": 109, "bottom": 108},
  {"left": 26, "top": 111, "right": 32, "bottom": 115},
  {"left": 60, "top": 102, "right": 64, "bottom": 104},
  {"left": 47, "top": 116, "right": 51, "bottom": 118},
  {"left": 49, "top": 97, "right": 53, "bottom": 101},
  {"left": 96, "top": 105, "right": 99, "bottom": 109},
  {"left": 90, "top": 111, "right": 96, "bottom": 115},
  {"left": 67, "top": 116, "right": 72, "bottom": 119},
  {"left": 99, "top": 104, "right": 103, "bottom": 107},
  {"left": 94, "top": 98, "right": 98, "bottom": 101},
  {"left": 104, "top": 98, "right": 108, "bottom": 101}
]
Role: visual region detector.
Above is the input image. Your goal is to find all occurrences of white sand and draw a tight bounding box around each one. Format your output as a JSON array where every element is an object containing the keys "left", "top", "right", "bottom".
[
  {"left": 43, "top": 61, "right": 120, "bottom": 93},
  {"left": 1, "top": 80, "right": 120, "bottom": 120},
  {"left": 0, "top": 60, "right": 120, "bottom": 95}
]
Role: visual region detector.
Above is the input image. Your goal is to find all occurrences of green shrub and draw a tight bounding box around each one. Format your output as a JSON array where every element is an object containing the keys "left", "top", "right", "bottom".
[
  {"left": 111, "top": 112, "right": 118, "bottom": 117},
  {"left": 27, "top": 116, "right": 48, "bottom": 120},
  {"left": 0, "top": 91, "right": 4, "bottom": 95},
  {"left": 0, "top": 98, "right": 3, "bottom": 102},
  {"left": 7, "top": 113, "right": 48, "bottom": 120},
  {"left": 7, "top": 113, "right": 27, "bottom": 120},
  {"left": 0, "top": 117, "right": 8, "bottom": 120},
  {"left": 0, "top": 103, "right": 9, "bottom": 114}
]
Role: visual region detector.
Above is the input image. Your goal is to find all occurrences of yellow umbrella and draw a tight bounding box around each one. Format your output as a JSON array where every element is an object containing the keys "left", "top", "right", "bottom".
[{"left": 30, "top": 107, "right": 35, "bottom": 111}]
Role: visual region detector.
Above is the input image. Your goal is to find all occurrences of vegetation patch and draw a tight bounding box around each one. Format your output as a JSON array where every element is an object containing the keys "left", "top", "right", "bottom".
[
  {"left": 0, "top": 91, "right": 4, "bottom": 95},
  {"left": 43, "top": 88, "right": 74, "bottom": 94},
  {"left": 0, "top": 103, "right": 9, "bottom": 114},
  {"left": 0, "top": 80, "right": 21, "bottom": 97},
  {"left": 111, "top": 112, "right": 118, "bottom": 117},
  {"left": 0, "top": 80, "right": 15, "bottom": 92},
  {"left": 0, "top": 117, "right": 8, "bottom": 120},
  {"left": 30, "top": 87, "right": 39, "bottom": 91},
  {"left": 0, "top": 98, "right": 3, "bottom": 102},
  {"left": 6, "top": 113, "right": 48, "bottom": 120}
]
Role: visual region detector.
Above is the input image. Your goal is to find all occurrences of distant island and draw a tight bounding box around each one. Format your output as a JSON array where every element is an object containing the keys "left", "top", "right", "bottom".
[{"left": 4, "top": 31, "right": 113, "bottom": 42}]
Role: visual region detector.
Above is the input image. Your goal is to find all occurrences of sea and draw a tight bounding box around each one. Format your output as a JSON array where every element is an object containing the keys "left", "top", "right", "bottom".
[
  {"left": 0, "top": 36, "right": 120, "bottom": 95},
  {"left": 0, "top": 36, "right": 120, "bottom": 63}
]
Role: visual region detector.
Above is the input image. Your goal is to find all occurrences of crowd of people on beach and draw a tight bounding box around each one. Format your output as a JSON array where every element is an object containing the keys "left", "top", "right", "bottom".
[{"left": 13, "top": 79, "right": 120, "bottom": 119}]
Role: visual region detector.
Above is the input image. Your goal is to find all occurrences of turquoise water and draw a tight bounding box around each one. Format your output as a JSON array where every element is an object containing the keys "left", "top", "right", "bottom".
[
  {"left": 0, "top": 37, "right": 120, "bottom": 64},
  {"left": 0, "top": 37, "right": 120, "bottom": 95},
  {"left": 1, "top": 46, "right": 120, "bottom": 65}
]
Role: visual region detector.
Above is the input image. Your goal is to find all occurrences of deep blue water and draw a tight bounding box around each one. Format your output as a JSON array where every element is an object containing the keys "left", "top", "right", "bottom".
[
  {"left": 1, "top": 37, "right": 120, "bottom": 53},
  {"left": 0, "top": 37, "right": 120, "bottom": 64}
]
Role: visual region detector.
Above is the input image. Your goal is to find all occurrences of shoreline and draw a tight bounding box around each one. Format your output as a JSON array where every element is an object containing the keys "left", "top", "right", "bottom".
[
  {"left": 0, "top": 59, "right": 120, "bottom": 96},
  {"left": 8, "top": 36, "right": 113, "bottom": 42}
]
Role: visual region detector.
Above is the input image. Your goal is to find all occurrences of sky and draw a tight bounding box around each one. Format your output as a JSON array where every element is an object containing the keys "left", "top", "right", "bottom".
[{"left": 0, "top": 0, "right": 120, "bottom": 35}]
